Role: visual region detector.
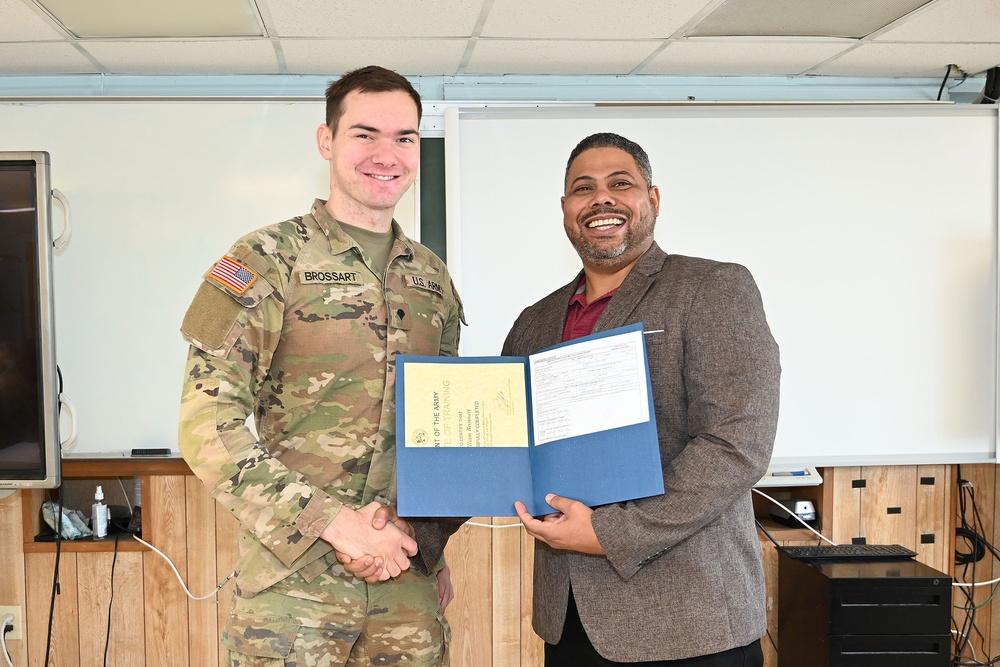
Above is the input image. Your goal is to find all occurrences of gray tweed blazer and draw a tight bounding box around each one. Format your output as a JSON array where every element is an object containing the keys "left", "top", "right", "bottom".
[{"left": 501, "top": 242, "right": 780, "bottom": 662}]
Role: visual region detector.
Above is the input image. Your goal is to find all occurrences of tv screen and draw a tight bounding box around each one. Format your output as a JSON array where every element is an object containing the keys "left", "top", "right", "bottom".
[{"left": 0, "top": 151, "right": 60, "bottom": 489}]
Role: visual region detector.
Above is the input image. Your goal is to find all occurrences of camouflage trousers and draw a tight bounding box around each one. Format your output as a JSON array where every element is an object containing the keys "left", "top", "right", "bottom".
[{"left": 222, "top": 557, "right": 450, "bottom": 666}]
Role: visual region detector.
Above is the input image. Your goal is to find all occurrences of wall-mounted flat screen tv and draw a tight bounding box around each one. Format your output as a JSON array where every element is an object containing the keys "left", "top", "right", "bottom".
[{"left": 0, "top": 151, "right": 60, "bottom": 489}]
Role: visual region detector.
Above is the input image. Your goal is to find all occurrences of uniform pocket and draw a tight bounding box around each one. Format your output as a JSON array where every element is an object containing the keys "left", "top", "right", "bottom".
[
  {"left": 221, "top": 611, "right": 299, "bottom": 664},
  {"left": 437, "top": 610, "right": 452, "bottom": 664}
]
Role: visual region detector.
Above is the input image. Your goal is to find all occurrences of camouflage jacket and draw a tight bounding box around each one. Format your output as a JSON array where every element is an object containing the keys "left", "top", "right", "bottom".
[{"left": 178, "top": 199, "right": 463, "bottom": 595}]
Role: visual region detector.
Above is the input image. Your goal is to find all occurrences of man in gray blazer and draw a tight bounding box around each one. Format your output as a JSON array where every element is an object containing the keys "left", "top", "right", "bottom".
[{"left": 509, "top": 132, "right": 780, "bottom": 666}]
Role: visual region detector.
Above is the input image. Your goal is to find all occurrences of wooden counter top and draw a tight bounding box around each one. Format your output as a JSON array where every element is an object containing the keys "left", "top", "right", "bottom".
[{"left": 60, "top": 456, "right": 191, "bottom": 478}]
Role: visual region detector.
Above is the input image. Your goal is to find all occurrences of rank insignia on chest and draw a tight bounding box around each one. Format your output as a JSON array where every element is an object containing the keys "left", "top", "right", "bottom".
[
  {"left": 406, "top": 275, "right": 443, "bottom": 295},
  {"left": 209, "top": 256, "right": 258, "bottom": 294}
]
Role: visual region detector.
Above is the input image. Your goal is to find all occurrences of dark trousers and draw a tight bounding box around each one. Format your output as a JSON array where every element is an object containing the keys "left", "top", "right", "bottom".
[{"left": 545, "top": 590, "right": 764, "bottom": 667}]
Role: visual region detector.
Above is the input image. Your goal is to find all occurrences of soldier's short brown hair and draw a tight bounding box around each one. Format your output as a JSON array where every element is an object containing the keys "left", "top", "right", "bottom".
[{"left": 324, "top": 66, "right": 422, "bottom": 134}]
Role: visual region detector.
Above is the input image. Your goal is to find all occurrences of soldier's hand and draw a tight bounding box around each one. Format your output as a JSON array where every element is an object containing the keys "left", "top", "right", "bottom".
[
  {"left": 334, "top": 504, "right": 418, "bottom": 583},
  {"left": 335, "top": 548, "right": 385, "bottom": 583},
  {"left": 322, "top": 502, "right": 417, "bottom": 580}
]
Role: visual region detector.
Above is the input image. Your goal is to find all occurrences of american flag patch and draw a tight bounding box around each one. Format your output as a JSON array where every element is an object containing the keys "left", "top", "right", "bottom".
[{"left": 209, "top": 256, "right": 258, "bottom": 294}]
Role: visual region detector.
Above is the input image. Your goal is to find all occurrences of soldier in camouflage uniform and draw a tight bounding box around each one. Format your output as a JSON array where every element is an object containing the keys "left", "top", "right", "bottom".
[{"left": 178, "top": 66, "right": 463, "bottom": 666}]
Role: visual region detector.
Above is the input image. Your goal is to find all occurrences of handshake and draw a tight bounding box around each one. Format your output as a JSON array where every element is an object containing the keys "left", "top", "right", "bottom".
[
  {"left": 322, "top": 501, "right": 417, "bottom": 582},
  {"left": 322, "top": 501, "right": 455, "bottom": 611}
]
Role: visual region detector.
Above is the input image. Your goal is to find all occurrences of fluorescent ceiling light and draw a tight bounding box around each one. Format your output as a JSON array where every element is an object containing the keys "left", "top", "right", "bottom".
[
  {"left": 35, "top": 0, "right": 264, "bottom": 39},
  {"left": 687, "top": 0, "right": 935, "bottom": 39}
]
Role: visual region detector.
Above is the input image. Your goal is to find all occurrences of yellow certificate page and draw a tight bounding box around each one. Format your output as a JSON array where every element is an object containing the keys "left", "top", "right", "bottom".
[{"left": 403, "top": 362, "right": 529, "bottom": 448}]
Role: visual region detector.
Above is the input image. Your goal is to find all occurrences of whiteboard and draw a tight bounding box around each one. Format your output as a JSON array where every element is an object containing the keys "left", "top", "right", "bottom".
[
  {"left": 446, "top": 104, "right": 999, "bottom": 467},
  {"left": 0, "top": 101, "right": 417, "bottom": 455}
]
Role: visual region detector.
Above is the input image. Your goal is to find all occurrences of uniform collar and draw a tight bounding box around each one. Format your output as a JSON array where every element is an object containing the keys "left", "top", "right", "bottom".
[{"left": 310, "top": 198, "right": 414, "bottom": 260}]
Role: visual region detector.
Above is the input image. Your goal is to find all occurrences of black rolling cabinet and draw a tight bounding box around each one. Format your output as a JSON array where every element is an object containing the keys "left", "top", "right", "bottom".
[{"left": 778, "top": 551, "right": 952, "bottom": 666}]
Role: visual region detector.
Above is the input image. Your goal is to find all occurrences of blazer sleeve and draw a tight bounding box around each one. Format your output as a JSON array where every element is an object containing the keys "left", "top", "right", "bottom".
[{"left": 590, "top": 262, "right": 780, "bottom": 580}]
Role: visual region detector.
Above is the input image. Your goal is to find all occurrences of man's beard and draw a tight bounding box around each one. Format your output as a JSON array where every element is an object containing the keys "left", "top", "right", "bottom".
[{"left": 568, "top": 208, "right": 656, "bottom": 267}]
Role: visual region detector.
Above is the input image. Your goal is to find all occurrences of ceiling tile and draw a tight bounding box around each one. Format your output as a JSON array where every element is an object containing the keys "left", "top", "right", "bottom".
[
  {"left": 0, "top": 0, "right": 64, "bottom": 40},
  {"left": 35, "top": 0, "right": 262, "bottom": 38},
  {"left": 82, "top": 40, "right": 280, "bottom": 75},
  {"left": 481, "top": 0, "right": 709, "bottom": 39},
  {"left": 642, "top": 39, "right": 853, "bottom": 75},
  {"left": 266, "top": 0, "right": 483, "bottom": 37},
  {"left": 279, "top": 39, "right": 468, "bottom": 76},
  {"left": 874, "top": 0, "right": 1000, "bottom": 42},
  {"left": 0, "top": 0, "right": 995, "bottom": 80},
  {"left": 466, "top": 40, "right": 662, "bottom": 75},
  {"left": 0, "top": 42, "right": 97, "bottom": 74},
  {"left": 812, "top": 42, "right": 1000, "bottom": 76}
]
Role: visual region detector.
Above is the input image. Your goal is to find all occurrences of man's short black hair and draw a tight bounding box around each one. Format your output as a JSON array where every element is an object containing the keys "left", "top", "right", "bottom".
[{"left": 564, "top": 132, "right": 653, "bottom": 190}]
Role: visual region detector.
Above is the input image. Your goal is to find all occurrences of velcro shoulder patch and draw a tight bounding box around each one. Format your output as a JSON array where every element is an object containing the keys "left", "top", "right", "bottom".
[
  {"left": 181, "top": 282, "right": 245, "bottom": 355},
  {"left": 406, "top": 275, "right": 444, "bottom": 295},
  {"left": 183, "top": 246, "right": 281, "bottom": 355}
]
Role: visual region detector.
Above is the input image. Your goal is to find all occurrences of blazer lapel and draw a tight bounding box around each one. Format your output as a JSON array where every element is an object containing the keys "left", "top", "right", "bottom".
[
  {"left": 526, "top": 272, "right": 584, "bottom": 350},
  {"left": 594, "top": 242, "right": 667, "bottom": 333}
]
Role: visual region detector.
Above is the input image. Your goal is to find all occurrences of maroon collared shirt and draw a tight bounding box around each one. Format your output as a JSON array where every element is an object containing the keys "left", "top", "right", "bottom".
[{"left": 563, "top": 278, "right": 618, "bottom": 342}]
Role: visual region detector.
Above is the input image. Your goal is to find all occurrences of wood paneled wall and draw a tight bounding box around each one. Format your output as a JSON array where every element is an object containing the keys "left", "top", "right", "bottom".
[
  {"left": 1, "top": 463, "right": 997, "bottom": 666},
  {"left": 0, "top": 468, "right": 540, "bottom": 667}
]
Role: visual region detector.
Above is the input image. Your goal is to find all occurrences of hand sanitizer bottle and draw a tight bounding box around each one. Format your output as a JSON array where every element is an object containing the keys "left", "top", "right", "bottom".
[{"left": 92, "top": 485, "right": 109, "bottom": 540}]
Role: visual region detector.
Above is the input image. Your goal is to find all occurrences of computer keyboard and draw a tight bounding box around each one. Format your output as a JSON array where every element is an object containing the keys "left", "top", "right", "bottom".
[{"left": 780, "top": 543, "right": 917, "bottom": 561}]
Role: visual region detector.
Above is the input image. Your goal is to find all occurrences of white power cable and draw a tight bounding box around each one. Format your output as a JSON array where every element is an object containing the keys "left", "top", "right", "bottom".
[
  {"left": 115, "top": 477, "right": 134, "bottom": 517},
  {"left": 953, "top": 575, "right": 1000, "bottom": 588},
  {"left": 951, "top": 629, "right": 978, "bottom": 661},
  {"left": 465, "top": 521, "right": 522, "bottom": 529},
  {"left": 1, "top": 614, "right": 14, "bottom": 667},
  {"left": 110, "top": 476, "right": 233, "bottom": 600},
  {"left": 752, "top": 488, "right": 836, "bottom": 545},
  {"left": 131, "top": 534, "right": 235, "bottom": 601}
]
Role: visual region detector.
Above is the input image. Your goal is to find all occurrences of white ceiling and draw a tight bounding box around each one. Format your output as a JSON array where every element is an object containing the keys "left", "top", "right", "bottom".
[{"left": 0, "top": 0, "right": 997, "bottom": 80}]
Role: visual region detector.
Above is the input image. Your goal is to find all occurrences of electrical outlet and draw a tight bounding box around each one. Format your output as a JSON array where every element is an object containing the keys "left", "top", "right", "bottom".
[{"left": 0, "top": 605, "right": 21, "bottom": 641}]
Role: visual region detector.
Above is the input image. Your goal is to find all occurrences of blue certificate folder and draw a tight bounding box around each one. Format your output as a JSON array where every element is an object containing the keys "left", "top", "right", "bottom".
[{"left": 396, "top": 323, "right": 665, "bottom": 517}]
